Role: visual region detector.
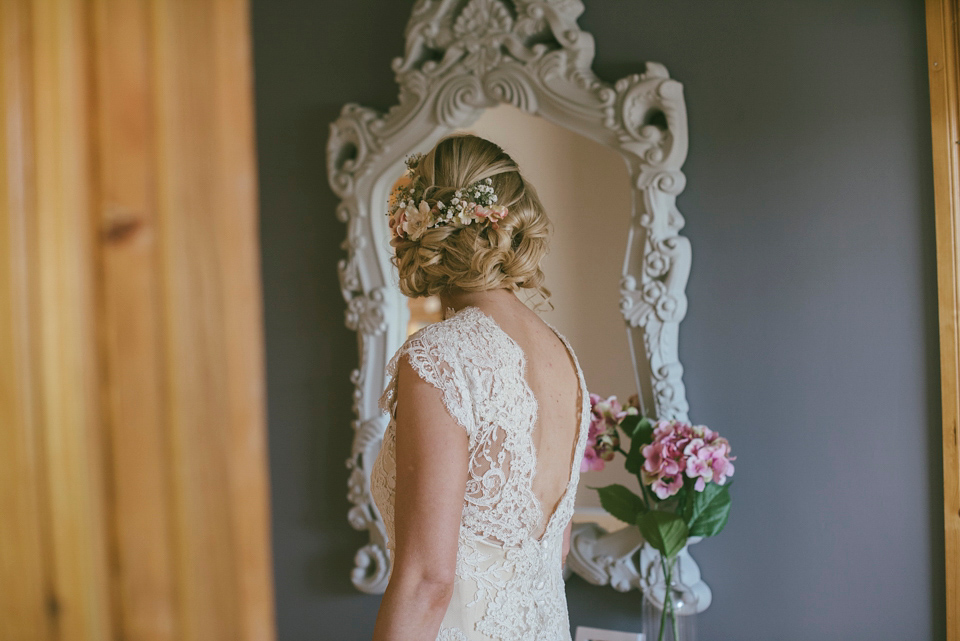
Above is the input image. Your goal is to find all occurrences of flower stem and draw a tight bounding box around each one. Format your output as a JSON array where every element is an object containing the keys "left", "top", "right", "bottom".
[
  {"left": 670, "top": 561, "right": 681, "bottom": 641},
  {"left": 658, "top": 554, "right": 669, "bottom": 641},
  {"left": 639, "top": 481, "right": 654, "bottom": 511}
]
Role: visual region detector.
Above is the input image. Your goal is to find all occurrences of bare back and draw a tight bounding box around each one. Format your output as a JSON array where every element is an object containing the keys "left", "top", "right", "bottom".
[{"left": 463, "top": 299, "right": 583, "bottom": 538}]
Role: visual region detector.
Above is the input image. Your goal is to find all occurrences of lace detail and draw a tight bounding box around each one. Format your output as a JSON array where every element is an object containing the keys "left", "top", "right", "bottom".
[
  {"left": 377, "top": 321, "right": 476, "bottom": 438},
  {"left": 371, "top": 306, "right": 591, "bottom": 641}
]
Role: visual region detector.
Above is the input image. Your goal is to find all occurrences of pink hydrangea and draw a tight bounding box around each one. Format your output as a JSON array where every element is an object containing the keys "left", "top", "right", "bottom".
[
  {"left": 640, "top": 420, "right": 736, "bottom": 499},
  {"left": 581, "top": 393, "right": 638, "bottom": 472},
  {"left": 580, "top": 445, "right": 606, "bottom": 473}
]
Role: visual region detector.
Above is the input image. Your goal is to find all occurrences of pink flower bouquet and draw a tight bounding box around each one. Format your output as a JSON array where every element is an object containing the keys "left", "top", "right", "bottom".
[
  {"left": 583, "top": 392, "right": 736, "bottom": 558},
  {"left": 583, "top": 393, "right": 736, "bottom": 640}
]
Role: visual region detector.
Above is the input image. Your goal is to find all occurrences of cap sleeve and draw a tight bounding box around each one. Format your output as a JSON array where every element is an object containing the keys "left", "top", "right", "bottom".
[{"left": 378, "top": 327, "right": 476, "bottom": 439}]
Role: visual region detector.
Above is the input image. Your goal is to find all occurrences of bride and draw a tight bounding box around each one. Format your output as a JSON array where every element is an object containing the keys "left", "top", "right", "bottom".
[{"left": 371, "top": 134, "right": 591, "bottom": 641}]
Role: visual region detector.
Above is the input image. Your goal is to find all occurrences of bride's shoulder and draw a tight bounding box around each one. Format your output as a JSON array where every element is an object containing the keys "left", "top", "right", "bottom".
[
  {"left": 400, "top": 314, "right": 460, "bottom": 350},
  {"left": 389, "top": 312, "right": 465, "bottom": 364},
  {"left": 393, "top": 306, "right": 504, "bottom": 365}
]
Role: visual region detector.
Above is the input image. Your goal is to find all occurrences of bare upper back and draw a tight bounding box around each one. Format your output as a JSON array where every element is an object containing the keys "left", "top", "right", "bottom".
[{"left": 449, "top": 298, "right": 583, "bottom": 537}]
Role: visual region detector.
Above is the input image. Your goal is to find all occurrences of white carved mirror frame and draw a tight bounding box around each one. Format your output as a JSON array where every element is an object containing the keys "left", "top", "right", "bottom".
[{"left": 326, "top": 0, "right": 710, "bottom": 609}]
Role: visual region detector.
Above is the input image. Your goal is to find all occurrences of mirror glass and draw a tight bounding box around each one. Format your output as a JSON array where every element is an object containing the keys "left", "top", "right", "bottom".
[{"left": 396, "top": 103, "right": 640, "bottom": 522}]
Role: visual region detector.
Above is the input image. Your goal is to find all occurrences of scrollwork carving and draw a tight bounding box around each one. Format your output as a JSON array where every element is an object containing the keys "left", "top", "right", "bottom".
[
  {"left": 482, "top": 65, "right": 538, "bottom": 113},
  {"left": 344, "top": 288, "right": 388, "bottom": 336},
  {"left": 351, "top": 543, "right": 390, "bottom": 594},
  {"left": 435, "top": 74, "right": 486, "bottom": 128}
]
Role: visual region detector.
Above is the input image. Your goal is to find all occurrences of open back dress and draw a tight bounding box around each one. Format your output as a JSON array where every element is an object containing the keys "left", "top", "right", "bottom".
[{"left": 371, "top": 305, "right": 591, "bottom": 641}]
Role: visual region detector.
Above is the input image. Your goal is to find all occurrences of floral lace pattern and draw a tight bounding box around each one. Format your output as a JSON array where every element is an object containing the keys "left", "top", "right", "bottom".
[{"left": 371, "top": 306, "right": 591, "bottom": 641}]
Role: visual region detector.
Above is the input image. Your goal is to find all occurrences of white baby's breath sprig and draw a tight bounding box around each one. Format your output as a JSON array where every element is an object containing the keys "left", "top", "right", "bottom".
[{"left": 387, "top": 161, "right": 509, "bottom": 241}]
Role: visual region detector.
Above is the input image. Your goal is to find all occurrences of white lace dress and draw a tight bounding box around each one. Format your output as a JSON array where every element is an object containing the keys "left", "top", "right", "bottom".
[{"left": 371, "top": 305, "right": 591, "bottom": 641}]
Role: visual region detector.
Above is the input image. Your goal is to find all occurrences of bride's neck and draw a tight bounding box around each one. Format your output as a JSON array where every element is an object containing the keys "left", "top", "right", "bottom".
[{"left": 438, "top": 287, "right": 518, "bottom": 315}]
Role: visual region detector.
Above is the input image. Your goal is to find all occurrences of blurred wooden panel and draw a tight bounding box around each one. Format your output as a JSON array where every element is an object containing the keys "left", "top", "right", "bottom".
[
  {"left": 149, "top": 0, "right": 273, "bottom": 639},
  {"left": 91, "top": 1, "right": 178, "bottom": 640},
  {"left": 926, "top": 1, "right": 960, "bottom": 640},
  {"left": 204, "top": 0, "right": 275, "bottom": 637},
  {"left": 27, "top": 0, "right": 113, "bottom": 641},
  {"left": 0, "top": 2, "right": 54, "bottom": 639},
  {"left": 0, "top": 0, "right": 274, "bottom": 639},
  {"left": 24, "top": 0, "right": 115, "bottom": 640}
]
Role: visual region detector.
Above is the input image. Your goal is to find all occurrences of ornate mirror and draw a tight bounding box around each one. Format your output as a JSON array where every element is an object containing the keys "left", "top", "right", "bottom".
[{"left": 326, "top": 0, "right": 709, "bottom": 608}]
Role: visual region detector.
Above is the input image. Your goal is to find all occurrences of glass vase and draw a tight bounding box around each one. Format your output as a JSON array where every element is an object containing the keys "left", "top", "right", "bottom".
[{"left": 641, "top": 553, "right": 698, "bottom": 641}]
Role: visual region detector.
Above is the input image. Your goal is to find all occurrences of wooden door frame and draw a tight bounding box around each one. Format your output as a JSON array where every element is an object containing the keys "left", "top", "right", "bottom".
[
  {"left": 925, "top": 2, "right": 960, "bottom": 640},
  {"left": 0, "top": 1, "right": 275, "bottom": 639}
]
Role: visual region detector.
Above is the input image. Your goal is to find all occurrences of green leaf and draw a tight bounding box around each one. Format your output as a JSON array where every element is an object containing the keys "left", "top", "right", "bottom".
[
  {"left": 686, "top": 483, "right": 732, "bottom": 538},
  {"left": 619, "top": 414, "right": 644, "bottom": 439},
  {"left": 637, "top": 510, "right": 689, "bottom": 559},
  {"left": 633, "top": 417, "right": 655, "bottom": 442},
  {"left": 624, "top": 439, "right": 644, "bottom": 475},
  {"left": 680, "top": 477, "right": 701, "bottom": 523},
  {"left": 592, "top": 484, "right": 648, "bottom": 525},
  {"left": 624, "top": 420, "right": 653, "bottom": 475}
]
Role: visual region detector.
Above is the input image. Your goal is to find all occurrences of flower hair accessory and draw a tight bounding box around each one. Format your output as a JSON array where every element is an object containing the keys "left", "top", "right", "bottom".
[{"left": 387, "top": 152, "right": 509, "bottom": 241}]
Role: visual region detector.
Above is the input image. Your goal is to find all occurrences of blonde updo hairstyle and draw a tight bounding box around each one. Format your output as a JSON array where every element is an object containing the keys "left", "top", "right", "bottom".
[{"left": 390, "top": 134, "right": 552, "bottom": 308}]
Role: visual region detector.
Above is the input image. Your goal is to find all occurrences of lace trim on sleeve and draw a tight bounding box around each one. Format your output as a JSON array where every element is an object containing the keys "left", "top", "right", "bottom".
[
  {"left": 378, "top": 329, "right": 476, "bottom": 439},
  {"left": 377, "top": 349, "right": 403, "bottom": 418}
]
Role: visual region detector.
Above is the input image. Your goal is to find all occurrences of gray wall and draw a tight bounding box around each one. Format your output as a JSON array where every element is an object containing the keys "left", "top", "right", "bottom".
[{"left": 251, "top": 1, "right": 945, "bottom": 639}]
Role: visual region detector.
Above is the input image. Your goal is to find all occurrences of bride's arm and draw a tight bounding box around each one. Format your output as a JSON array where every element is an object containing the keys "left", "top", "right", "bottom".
[
  {"left": 373, "top": 355, "right": 469, "bottom": 641},
  {"left": 562, "top": 518, "right": 572, "bottom": 567}
]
